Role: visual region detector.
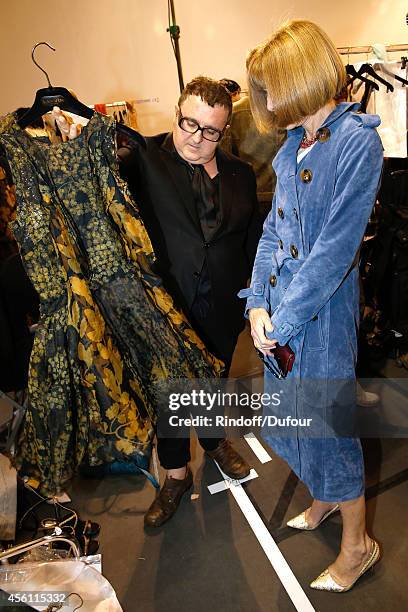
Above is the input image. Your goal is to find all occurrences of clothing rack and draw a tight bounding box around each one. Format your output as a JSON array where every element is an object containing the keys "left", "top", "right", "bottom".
[
  {"left": 105, "top": 100, "right": 126, "bottom": 108},
  {"left": 91, "top": 98, "right": 159, "bottom": 108},
  {"left": 97, "top": 98, "right": 159, "bottom": 109},
  {"left": 338, "top": 44, "right": 408, "bottom": 56}
]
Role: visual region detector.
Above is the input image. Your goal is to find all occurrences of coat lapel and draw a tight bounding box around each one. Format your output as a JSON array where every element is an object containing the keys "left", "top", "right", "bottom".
[
  {"left": 155, "top": 135, "right": 237, "bottom": 237},
  {"left": 158, "top": 135, "right": 202, "bottom": 231},
  {"left": 214, "top": 149, "right": 235, "bottom": 236}
]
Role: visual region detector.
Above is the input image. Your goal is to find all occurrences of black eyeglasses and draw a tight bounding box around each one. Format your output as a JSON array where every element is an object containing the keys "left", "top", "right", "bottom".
[{"left": 177, "top": 109, "right": 226, "bottom": 142}]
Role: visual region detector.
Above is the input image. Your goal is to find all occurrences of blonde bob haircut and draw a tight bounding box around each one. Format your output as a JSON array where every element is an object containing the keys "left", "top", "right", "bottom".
[{"left": 248, "top": 20, "right": 346, "bottom": 132}]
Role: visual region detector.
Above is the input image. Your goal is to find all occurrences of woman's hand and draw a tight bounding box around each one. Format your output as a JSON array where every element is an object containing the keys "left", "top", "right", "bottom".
[
  {"left": 248, "top": 307, "right": 278, "bottom": 354},
  {"left": 51, "top": 107, "right": 82, "bottom": 141}
]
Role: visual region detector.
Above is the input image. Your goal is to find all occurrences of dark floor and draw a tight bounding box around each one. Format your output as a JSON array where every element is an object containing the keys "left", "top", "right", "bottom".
[{"left": 67, "top": 327, "right": 408, "bottom": 612}]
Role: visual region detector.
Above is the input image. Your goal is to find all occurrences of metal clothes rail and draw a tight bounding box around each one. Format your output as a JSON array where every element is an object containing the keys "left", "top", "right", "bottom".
[{"left": 338, "top": 44, "right": 408, "bottom": 56}]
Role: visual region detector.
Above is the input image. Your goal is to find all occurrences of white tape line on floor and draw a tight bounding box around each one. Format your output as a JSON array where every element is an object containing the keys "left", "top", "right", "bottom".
[
  {"left": 212, "top": 462, "right": 315, "bottom": 612},
  {"left": 244, "top": 432, "right": 272, "bottom": 463},
  {"left": 207, "top": 468, "right": 258, "bottom": 495}
]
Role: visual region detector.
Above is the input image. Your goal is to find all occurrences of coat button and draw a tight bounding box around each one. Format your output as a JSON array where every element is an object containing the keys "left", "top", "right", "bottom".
[
  {"left": 300, "top": 169, "right": 313, "bottom": 183},
  {"left": 277, "top": 207, "right": 284, "bottom": 219},
  {"left": 193, "top": 271, "right": 200, "bottom": 278},
  {"left": 290, "top": 244, "right": 298, "bottom": 258},
  {"left": 293, "top": 208, "right": 298, "bottom": 220},
  {"left": 278, "top": 239, "right": 283, "bottom": 249},
  {"left": 316, "top": 127, "right": 331, "bottom": 142},
  {"left": 203, "top": 242, "right": 211, "bottom": 248},
  {"left": 269, "top": 274, "right": 277, "bottom": 287}
]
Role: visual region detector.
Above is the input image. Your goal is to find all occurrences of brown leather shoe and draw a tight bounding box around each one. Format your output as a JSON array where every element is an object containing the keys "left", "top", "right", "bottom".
[
  {"left": 144, "top": 468, "right": 193, "bottom": 528},
  {"left": 206, "top": 440, "right": 250, "bottom": 479}
]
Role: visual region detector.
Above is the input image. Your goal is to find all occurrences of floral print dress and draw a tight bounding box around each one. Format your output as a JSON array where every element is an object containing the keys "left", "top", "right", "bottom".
[{"left": 0, "top": 112, "right": 222, "bottom": 495}]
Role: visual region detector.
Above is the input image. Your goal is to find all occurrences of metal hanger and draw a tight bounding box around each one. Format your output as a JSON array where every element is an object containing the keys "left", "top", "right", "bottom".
[
  {"left": 18, "top": 41, "right": 146, "bottom": 148},
  {"left": 18, "top": 41, "right": 94, "bottom": 128},
  {"left": 31, "top": 41, "right": 54, "bottom": 87}
]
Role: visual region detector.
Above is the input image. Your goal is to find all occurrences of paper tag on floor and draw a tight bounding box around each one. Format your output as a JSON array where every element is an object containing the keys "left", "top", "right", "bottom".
[{"left": 208, "top": 468, "right": 258, "bottom": 494}]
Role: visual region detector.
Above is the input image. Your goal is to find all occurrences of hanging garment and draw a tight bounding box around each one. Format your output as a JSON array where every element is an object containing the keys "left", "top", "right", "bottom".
[
  {"left": 94, "top": 103, "right": 107, "bottom": 115},
  {"left": 0, "top": 112, "right": 222, "bottom": 495},
  {"left": 351, "top": 61, "right": 407, "bottom": 156},
  {"left": 1, "top": 113, "right": 87, "bottom": 262},
  {"left": 125, "top": 100, "right": 138, "bottom": 130},
  {"left": 371, "top": 61, "right": 407, "bottom": 157}
]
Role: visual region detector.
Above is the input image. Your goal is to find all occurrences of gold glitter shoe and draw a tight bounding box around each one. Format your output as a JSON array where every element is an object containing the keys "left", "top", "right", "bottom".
[
  {"left": 286, "top": 504, "right": 340, "bottom": 530},
  {"left": 310, "top": 539, "right": 381, "bottom": 592}
]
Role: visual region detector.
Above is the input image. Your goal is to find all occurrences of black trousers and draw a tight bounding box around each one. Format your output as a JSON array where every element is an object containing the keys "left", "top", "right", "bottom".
[
  {"left": 189, "top": 307, "right": 238, "bottom": 375},
  {"left": 156, "top": 298, "right": 239, "bottom": 470},
  {"left": 157, "top": 436, "right": 223, "bottom": 469}
]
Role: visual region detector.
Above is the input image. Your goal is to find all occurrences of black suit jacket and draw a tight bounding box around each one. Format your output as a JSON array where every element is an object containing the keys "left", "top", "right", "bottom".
[{"left": 118, "top": 132, "right": 261, "bottom": 360}]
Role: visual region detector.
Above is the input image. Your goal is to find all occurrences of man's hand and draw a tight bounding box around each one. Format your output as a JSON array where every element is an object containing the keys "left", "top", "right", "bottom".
[
  {"left": 51, "top": 107, "right": 82, "bottom": 141},
  {"left": 248, "top": 307, "right": 277, "bottom": 354}
]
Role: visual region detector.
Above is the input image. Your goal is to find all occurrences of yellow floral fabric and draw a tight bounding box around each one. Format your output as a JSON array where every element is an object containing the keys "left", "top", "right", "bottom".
[{"left": 0, "top": 112, "right": 222, "bottom": 495}]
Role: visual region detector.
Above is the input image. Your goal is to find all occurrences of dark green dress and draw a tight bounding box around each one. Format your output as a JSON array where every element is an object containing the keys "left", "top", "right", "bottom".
[{"left": 0, "top": 112, "right": 222, "bottom": 495}]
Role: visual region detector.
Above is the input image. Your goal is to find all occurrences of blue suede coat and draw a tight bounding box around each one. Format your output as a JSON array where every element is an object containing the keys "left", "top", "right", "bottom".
[{"left": 240, "top": 103, "right": 383, "bottom": 501}]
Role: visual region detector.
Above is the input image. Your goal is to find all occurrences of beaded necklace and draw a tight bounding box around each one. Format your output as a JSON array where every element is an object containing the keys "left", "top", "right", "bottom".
[{"left": 299, "top": 133, "right": 318, "bottom": 149}]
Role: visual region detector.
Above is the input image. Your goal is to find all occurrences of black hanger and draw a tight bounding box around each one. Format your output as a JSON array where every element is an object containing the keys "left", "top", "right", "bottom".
[
  {"left": 19, "top": 42, "right": 146, "bottom": 150},
  {"left": 18, "top": 42, "right": 94, "bottom": 128},
  {"left": 359, "top": 81, "right": 376, "bottom": 113},
  {"left": 378, "top": 62, "right": 408, "bottom": 87},
  {"left": 388, "top": 71, "right": 408, "bottom": 87},
  {"left": 346, "top": 63, "right": 360, "bottom": 81},
  {"left": 397, "top": 74, "right": 408, "bottom": 86},
  {"left": 358, "top": 63, "right": 394, "bottom": 92},
  {"left": 346, "top": 64, "right": 379, "bottom": 91}
]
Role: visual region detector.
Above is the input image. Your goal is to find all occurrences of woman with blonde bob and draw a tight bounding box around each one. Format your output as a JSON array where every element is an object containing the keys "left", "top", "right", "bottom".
[{"left": 241, "top": 20, "right": 383, "bottom": 592}]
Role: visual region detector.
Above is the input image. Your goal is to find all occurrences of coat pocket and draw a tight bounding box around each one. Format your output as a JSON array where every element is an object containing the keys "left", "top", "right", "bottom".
[{"left": 304, "top": 308, "right": 328, "bottom": 352}]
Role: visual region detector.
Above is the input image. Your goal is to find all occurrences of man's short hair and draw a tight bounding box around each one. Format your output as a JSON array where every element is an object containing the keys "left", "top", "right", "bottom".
[
  {"left": 178, "top": 77, "right": 232, "bottom": 120},
  {"left": 247, "top": 20, "right": 346, "bottom": 131}
]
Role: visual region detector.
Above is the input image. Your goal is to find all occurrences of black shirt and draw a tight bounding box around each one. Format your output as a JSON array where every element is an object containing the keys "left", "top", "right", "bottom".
[{"left": 162, "top": 133, "right": 220, "bottom": 319}]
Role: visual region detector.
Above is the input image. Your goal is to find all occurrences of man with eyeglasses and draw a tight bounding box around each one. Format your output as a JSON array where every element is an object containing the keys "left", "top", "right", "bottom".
[
  {"left": 115, "top": 76, "right": 262, "bottom": 527},
  {"left": 56, "top": 76, "right": 261, "bottom": 527},
  {"left": 119, "top": 76, "right": 260, "bottom": 363}
]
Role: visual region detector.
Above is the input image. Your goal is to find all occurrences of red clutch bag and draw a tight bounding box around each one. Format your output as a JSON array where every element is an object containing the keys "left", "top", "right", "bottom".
[
  {"left": 272, "top": 344, "right": 295, "bottom": 377},
  {"left": 256, "top": 344, "right": 295, "bottom": 379}
]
